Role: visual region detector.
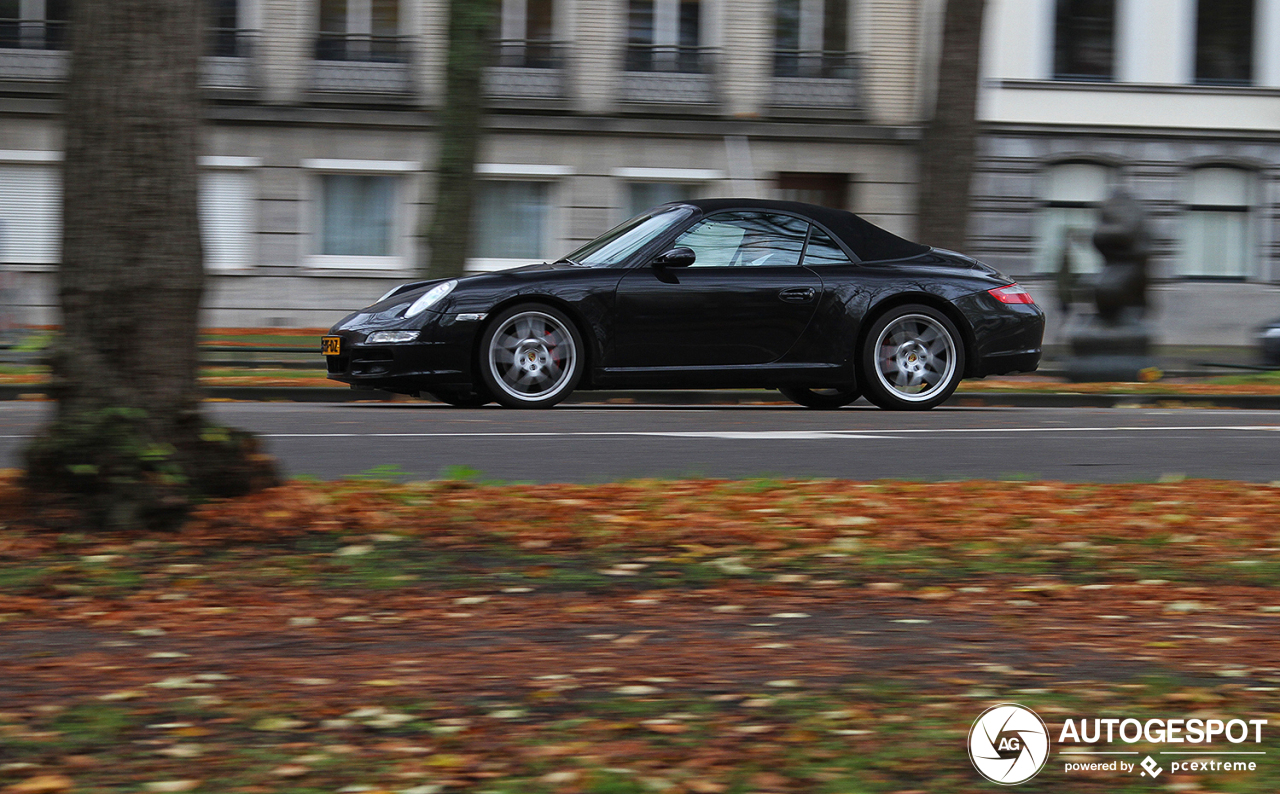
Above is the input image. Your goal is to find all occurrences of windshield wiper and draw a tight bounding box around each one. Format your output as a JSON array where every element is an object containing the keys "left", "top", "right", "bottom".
[{"left": 553, "top": 257, "right": 586, "bottom": 267}]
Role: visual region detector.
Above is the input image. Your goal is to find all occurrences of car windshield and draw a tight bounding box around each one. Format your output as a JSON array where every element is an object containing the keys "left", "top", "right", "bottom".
[{"left": 558, "top": 205, "right": 695, "bottom": 267}]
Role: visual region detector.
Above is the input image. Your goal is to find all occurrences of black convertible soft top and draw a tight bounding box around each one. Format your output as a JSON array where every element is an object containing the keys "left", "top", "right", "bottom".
[{"left": 683, "top": 198, "right": 931, "bottom": 263}]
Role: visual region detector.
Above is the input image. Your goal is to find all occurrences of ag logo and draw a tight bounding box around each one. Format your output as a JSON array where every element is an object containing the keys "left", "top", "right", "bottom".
[{"left": 968, "top": 703, "right": 1050, "bottom": 785}]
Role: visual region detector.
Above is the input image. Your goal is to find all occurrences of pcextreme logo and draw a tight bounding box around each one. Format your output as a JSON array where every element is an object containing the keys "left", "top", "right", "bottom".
[
  {"left": 968, "top": 704, "right": 1051, "bottom": 785},
  {"left": 969, "top": 705, "right": 1269, "bottom": 785}
]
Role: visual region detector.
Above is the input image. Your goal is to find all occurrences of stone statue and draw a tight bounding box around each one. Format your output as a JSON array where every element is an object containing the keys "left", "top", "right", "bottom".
[
  {"left": 1065, "top": 189, "right": 1160, "bottom": 382},
  {"left": 1091, "top": 191, "right": 1151, "bottom": 325}
]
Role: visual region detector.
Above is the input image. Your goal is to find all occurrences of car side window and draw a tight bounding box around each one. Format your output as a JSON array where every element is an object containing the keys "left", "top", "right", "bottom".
[
  {"left": 802, "top": 226, "right": 855, "bottom": 266},
  {"left": 674, "top": 212, "right": 809, "bottom": 268}
]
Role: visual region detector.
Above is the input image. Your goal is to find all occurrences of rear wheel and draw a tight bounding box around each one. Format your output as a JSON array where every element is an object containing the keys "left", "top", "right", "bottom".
[
  {"left": 479, "top": 304, "right": 584, "bottom": 409},
  {"left": 860, "top": 304, "right": 965, "bottom": 411},
  {"left": 779, "top": 386, "right": 861, "bottom": 409}
]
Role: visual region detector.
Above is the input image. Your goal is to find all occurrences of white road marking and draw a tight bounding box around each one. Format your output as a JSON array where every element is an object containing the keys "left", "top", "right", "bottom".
[
  {"left": 252, "top": 425, "right": 1280, "bottom": 440},
  {"left": 0, "top": 426, "right": 1274, "bottom": 442}
]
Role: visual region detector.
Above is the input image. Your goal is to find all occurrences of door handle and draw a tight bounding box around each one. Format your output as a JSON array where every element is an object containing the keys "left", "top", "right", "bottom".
[{"left": 779, "top": 287, "right": 816, "bottom": 303}]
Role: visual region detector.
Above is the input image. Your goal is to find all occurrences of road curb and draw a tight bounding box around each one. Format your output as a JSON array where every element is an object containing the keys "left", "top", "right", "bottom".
[{"left": 1, "top": 385, "right": 1277, "bottom": 409}]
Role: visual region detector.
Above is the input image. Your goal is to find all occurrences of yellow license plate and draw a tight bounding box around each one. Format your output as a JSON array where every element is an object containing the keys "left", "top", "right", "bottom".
[{"left": 321, "top": 336, "right": 341, "bottom": 356}]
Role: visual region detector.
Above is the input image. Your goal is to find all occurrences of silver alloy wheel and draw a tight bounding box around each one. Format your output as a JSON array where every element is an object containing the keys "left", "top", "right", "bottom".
[
  {"left": 487, "top": 310, "right": 577, "bottom": 402},
  {"left": 872, "top": 312, "right": 957, "bottom": 403}
]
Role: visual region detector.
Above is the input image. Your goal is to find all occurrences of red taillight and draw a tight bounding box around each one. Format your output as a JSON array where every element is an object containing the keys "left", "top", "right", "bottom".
[{"left": 988, "top": 284, "right": 1036, "bottom": 305}]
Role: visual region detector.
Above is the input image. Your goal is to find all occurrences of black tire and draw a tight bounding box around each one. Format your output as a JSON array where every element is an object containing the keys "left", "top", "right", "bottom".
[
  {"left": 478, "top": 303, "right": 584, "bottom": 409},
  {"left": 426, "top": 386, "right": 493, "bottom": 407},
  {"left": 860, "top": 304, "right": 965, "bottom": 411},
  {"left": 779, "top": 386, "right": 861, "bottom": 409}
]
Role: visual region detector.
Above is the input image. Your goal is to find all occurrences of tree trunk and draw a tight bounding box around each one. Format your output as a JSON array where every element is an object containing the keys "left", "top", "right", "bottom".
[
  {"left": 423, "top": 0, "right": 499, "bottom": 279},
  {"left": 916, "top": 0, "right": 987, "bottom": 252},
  {"left": 24, "top": 0, "right": 277, "bottom": 531}
]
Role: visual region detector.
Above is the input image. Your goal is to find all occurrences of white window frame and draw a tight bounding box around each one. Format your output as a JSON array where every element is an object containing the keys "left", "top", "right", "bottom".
[
  {"left": 628, "top": 0, "right": 712, "bottom": 50},
  {"left": 0, "top": 150, "right": 62, "bottom": 270},
  {"left": 776, "top": 0, "right": 850, "bottom": 55},
  {"left": 499, "top": 0, "right": 565, "bottom": 42},
  {"left": 316, "top": 0, "right": 405, "bottom": 60},
  {"left": 11, "top": 0, "right": 63, "bottom": 49},
  {"left": 1035, "top": 161, "right": 1113, "bottom": 275},
  {"left": 1180, "top": 166, "right": 1256, "bottom": 279},
  {"left": 304, "top": 158, "right": 418, "bottom": 272},
  {"left": 468, "top": 163, "right": 572, "bottom": 273}
]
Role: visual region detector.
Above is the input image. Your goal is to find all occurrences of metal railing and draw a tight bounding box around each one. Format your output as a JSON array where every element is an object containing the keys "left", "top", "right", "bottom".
[
  {"left": 315, "top": 33, "right": 412, "bottom": 64},
  {"left": 0, "top": 18, "right": 68, "bottom": 50},
  {"left": 623, "top": 44, "right": 714, "bottom": 75},
  {"left": 208, "top": 27, "right": 255, "bottom": 59},
  {"left": 486, "top": 39, "right": 565, "bottom": 99},
  {"left": 204, "top": 30, "right": 258, "bottom": 91},
  {"left": 770, "top": 50, "right": 862, "bottom": 110},
  {"left": 772, "top": 49, "right": 857, "bottom": 80},
  {"left": 494, "top": 38, "right": 563, "bottom": 70}
]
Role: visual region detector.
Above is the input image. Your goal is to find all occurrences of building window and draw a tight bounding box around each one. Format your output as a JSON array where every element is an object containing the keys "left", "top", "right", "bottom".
[
  {"left": 0, "top": 162, "right": 60, "bottom": 265},
  {"left": 320, "top": 173, "right": 397, "bottom": 257},
  {"left": 209, "top": 0, "right": 251, "bottom": 58},
  {"left": 498, "top": 0, "right": 557, "bottom": 68},
  {"left": 472, "top": 181, "right": 550, "bottom": 261},
  {"left": 1037, "top": 162, "right": 1111, "bottom": 275},
  {"left": 776, "top": 172, "right": 848, "bottom": 209},
  {"left": 200, "top": 170, "right": 256, "bottom": 271},
  {"left": 1053, "top": 0, "right": 1114, "bottom": 81},
  {"left": 317, "top": 0, "right": 405, "bottom": 63},
  {"left": 626, "top": 182, "right": 695, "bottom": 219},
  {"left": 0, "top": 0, "right": 70, "bottom": 50},
  {"left": 1183, "top": 167, "right": 1253, "bottom": 279},
  {"left": 774, "top": 0, "right": 849, "bottom": 78},
  {"left": 625, "top": 0, "right": 706, "bottom": 74},
  {"left": 1195, "top": 0, "right": 1253, "bottom": 85}
]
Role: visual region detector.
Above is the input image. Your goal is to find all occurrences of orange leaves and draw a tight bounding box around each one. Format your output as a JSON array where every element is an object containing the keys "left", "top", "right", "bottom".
[{"left": 3, "top": 776, "right": 74, "bottom": 794}]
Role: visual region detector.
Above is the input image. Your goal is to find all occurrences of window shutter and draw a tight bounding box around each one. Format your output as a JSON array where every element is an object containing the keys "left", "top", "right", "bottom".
[
  {"left": 200, "top": 170, "right": 255, "bottom": 270},
  {"left": 0, "top": 164, "right": 61, "bottom": 265}
]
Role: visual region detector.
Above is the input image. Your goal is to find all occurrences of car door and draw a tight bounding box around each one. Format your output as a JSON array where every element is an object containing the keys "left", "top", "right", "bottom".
[{"left": 610, "top": 211, "right": 823, "bottom": 368}]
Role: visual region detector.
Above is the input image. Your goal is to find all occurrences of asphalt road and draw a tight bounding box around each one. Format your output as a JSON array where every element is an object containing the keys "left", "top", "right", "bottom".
[{"left": 0, "top": 401, "right": 1277, "bottom": 482}]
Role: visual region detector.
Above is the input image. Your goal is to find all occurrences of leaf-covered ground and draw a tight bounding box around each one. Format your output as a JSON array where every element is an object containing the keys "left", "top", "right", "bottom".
[{"left": 2, "top": 476, "right": 1280, "bottom": 793}]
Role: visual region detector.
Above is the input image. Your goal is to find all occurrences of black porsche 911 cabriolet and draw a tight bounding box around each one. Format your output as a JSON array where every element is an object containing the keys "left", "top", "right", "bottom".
[{"left": 323, "top": 199, "right": 1044, "bottom": 410}]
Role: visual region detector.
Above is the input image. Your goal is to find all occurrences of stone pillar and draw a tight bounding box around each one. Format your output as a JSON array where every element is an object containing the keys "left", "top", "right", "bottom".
[
  {"left": 1118, "top": 0, "right": 1195, "bottom": 84},
  {"left": 862, "top": 0, "right": 921, "bottom": 125},
  {"left": 568, "top": 0, "right": 626, "bottom": 114},
  {"left": 259, "top": 0, "right": 311, "bottom": 104},
  {"left": 1257, "top": 0, "right": 1280, "bottom": 88},
  {"left": 417, "top": 0, "right": 448, "bottom": 106},
  {"left": 719, "top": 0, "right": 772, "bottom": 117}
]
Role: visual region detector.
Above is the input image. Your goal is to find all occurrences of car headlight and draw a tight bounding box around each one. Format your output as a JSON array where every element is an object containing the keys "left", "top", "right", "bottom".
[
  {"left": 1263, "top": 327, "right": 1280, "bottom": 339},
  {"left": 405, "top": 280, "right": 457, "bottom": 318},
  {"left": 366, "top": 330, "right": 420, "bottom": 344}
]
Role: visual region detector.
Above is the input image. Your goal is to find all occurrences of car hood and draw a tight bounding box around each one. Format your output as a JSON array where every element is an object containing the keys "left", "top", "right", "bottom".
[
  {"left": 388, "top": 262, "right": 581, "bottom": 301},
  {"left": 331, "top": 262, "right": 585, "bottom": 332}
]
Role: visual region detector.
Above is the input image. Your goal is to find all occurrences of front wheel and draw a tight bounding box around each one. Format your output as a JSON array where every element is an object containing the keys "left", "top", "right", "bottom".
[
  {"left": 479, "top": 304, "right": 584, "bottom": 409},
  {"left": 860, "top": 305, "right": 965, "bottom": 411},
  {"left": 779, "top": 386, "right": 861, "bottom": 409}
]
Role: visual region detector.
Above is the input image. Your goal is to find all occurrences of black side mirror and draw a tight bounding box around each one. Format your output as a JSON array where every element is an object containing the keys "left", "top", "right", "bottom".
[{"left": 653, "top": 246, "right": 696, "bottom": 268}]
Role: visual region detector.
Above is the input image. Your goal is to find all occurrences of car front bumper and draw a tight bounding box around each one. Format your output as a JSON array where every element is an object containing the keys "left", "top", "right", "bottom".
[{"left": 323, "top": 314, "right": 479, "bottom": 394}]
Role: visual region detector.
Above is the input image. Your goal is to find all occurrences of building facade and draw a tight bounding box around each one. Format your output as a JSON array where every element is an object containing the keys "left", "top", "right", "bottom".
[
  {"left": 973, "top": 0, "right": 1280, "bottom": 347},
  {"left": 0, "top": 0, "right": 930, "bottom": 328}
]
